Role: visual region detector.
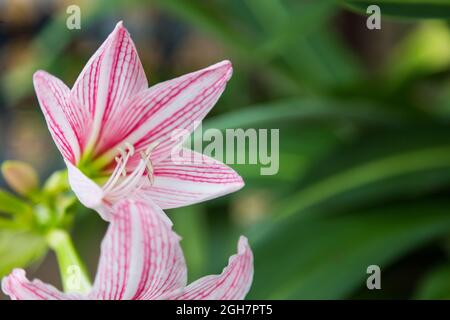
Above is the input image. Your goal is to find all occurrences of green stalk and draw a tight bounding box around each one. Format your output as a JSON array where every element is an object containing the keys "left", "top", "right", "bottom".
[{"left": 46, "top": 229, "right": 92, "bottom": 295}]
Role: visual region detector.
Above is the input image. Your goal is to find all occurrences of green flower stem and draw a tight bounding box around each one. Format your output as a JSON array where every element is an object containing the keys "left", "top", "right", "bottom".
[{"left": 46, "top": 229, "right": 92, "bottom": 295}]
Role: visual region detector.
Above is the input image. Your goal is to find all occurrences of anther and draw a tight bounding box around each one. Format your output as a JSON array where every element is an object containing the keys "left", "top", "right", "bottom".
[
  {"left": 125, "top": 142, "right": 135, "bottom": 155},
  {"left": 140, "top": 141, "right": 160, "bottom": 185}
]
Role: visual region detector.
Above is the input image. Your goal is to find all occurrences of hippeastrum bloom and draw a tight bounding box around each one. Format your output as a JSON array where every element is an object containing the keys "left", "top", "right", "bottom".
[
  {"left": 1, "top": 198, "right": 253, "bottom": 300},
  {"left": 34, "top": 21, "right": 243, "bottom": 220}
]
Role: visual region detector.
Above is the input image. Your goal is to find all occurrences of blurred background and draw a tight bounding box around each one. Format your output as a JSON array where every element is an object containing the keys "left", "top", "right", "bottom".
[{"left": 1, "top": 0, "right": 450, "bottom": 300}]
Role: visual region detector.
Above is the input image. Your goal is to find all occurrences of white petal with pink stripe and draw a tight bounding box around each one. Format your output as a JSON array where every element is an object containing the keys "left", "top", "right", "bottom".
[
  {"left": 33, "top": 21, "right": 243, "bottom": 219},
  {"left": 1, "top": 198, "right": 253, "bottom": 300}
]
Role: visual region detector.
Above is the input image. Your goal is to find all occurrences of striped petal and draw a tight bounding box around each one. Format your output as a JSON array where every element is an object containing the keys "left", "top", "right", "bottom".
[
  {"left": 65, "top": 160, "right": 110, "bottom": 220},
  {"left": 1, "top": 269, "right": 80, "bottom": 300},
  {"left": 172, "top": 236, "right": 253, "bottom": 300},
  {"left": 72, "top": 21, "right": 148, "bottom": 155},
  {"left": 89, "top": 198, "right": 187, "bottom": 300},
  {"left": 143, "top": 148, "right": 244, "bottom": 209},
  {"left": 33, "top": 71, "right": 82, "bottom": 163},
  {"left": 99, "top": 60, "right": 232, "bottom": 164}
]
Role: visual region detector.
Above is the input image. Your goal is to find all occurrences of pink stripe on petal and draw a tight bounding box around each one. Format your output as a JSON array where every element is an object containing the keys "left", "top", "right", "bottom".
[
  {"left": 71, "top": 21, "right": 148, "bottom": 155},
  {"left": 172, "top": 236, "right": 253, "bottom": 300},
  {"left": 142, "top": 148, "right": 244, "bottom": 209},
  {"left": 99, "top": 60, "right": 232, "bottom": 163},
  {"left": 33, "top": 71, "right": 81, "bottom": 163},
  {"left": 1, "top": 269, "right": 79, "bottom": 300},
  {"left": 89, "top": 197, "right": 187, "bottom": 300}
]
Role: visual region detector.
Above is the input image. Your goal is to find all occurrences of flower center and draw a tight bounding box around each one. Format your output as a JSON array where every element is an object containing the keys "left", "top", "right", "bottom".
[{"left": 101, "top": 142, "right": 158, "bottom": 203}]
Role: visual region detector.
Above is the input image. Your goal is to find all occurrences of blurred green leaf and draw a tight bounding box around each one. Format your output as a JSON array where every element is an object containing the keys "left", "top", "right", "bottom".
[
  {"left": 245, "top": 0, "right": 335, "bottom": 58},
  {"left": 0, "top": 229, "right": 47, "bottom": 277},
  {"left": 156, "top": 0, "right": 361, "bottom": 92},
  {"left": 249, "top": 204, "right": 450, "bottom": 299},
  {"left": 202, "top": 98, "right": 407, "bottom": 131},
  {"left": 344, "top": 0, "right": 450, "bottom": 19},
  {"left": 415, "top": 265, "right": 450, "bottom": 299},
  {"left": 171, "top": 205, "right": 209, "bottom": 281},
  {"left": 247, "top": 0, "right": 362, "bottom": 89},
  {"left": 154, "top": 0, "right": 249, "bottom": 53},
  {"left": 0, "top": 189, "right": 32, "bottom": 216},
  {"left": 153, "top": 0, "right": 301, "bottom": 90},
  {"left": 277, "top": 144, "right": 450, "bottom": 219},
  {"left": 289, "top": 30, "right": 362, "bottom": 88},
  {"left": 385, "top": 21, "right": 450, "bottom": 86}
]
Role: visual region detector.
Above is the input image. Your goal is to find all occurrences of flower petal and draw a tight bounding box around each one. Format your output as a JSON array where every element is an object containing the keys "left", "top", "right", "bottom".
[
  {"left": 65, "top": 160, "right": 109, "bottom": 220},
  {"left": 143, "top": 148, "right": 244, "bottom": 209},
  {"left": 1, "top": 269, "right": 79, "bottom": 300},
  {"left": 172, "top": 236, "right": 253, "bottom": 300},
  {"left": 71, "top": 21, "right": 148, "bottom": 154},
  {"left": 99, "top": 60, "right": 232, "bottom": 164},
  {"left": 33, "top": 71, "right": 82, "bottom": 163},
  {"left": 89, "top": 198, "right": 187, "bottom": 300}
]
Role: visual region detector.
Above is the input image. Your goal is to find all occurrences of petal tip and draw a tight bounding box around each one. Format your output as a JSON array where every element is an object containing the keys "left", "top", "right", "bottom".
[
  {"left": 32, "top": 70, "right": 50, "bottom": 83},
  {"left": 218, "top": 59, "right": 232, "bottom": 68},
  {"left": 11, "top": 268, "right": 26, "bottom": 278},
  {"left": 235, "top": 174, "right": 245, "bottom": 189},
  {"left": 32, "top": 70, "right": 64, "bottom": 90},
  {"left": 107, "top": 20, "right": 130, "bottom": 43},
  {"left": 205, "top": 60, "right": 233, "bottom": 81},
  {"left": 238, "top": 236, "right": 250, "bottom": 254},
  {"left": 1, "top": 268, "right": 26, "bottom": 296},
  {"left": 217, "top": 60, "right": 233, "bottom": 80},
  {"left": 1, "top": 276, "right": 10, "bottom": 296},
  {"left": 113, "top": 20, "right": 129, "bottom": 35},
  {"left": 33, "top": 70, "right": 45, "bottom": 78}
]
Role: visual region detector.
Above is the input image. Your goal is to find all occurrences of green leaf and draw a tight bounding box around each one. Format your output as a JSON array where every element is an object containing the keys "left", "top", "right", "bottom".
[
  {"left": 0, "top": 189, "right": 32, "bottom": 216},
  {"left": 344, "top": 1, "right": 450, "bottom": 19},
  {"left": 276, "top": 129, "right": 450, "bottom": 221},
  {"left": 201, "top": 98, "right": 407, "bottom": 131},
  {"left": 385, "top": 21, "right": 450, "bottom": 86},
  {"left": 0, "top": 229, "right": 47, "bottom": 277},
  {"left": 248, "top": 203, "right": 450, "bottom": 299},
  {"left": 245, "top": 0, "right": 335, "bottom": 58},
  {"left": 247, "top": 0, "right": 362, "bottom": 88},
  {"left": 171, "top": 205, "right": 209, "bottom": 281},
  {"left": 415, "top": 265, "right": 450, "bottom": 299},
  {"left": 156, "top": 0, "right": 361, "bottom": 91},
  {"left": 153, "top": 0, "right": 249, "bottom": 54}
]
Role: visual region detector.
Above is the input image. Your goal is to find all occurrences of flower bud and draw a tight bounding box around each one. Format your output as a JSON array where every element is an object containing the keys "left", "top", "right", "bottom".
[{"left": 1, "top": 161, "right": 39, "bottom": 197}]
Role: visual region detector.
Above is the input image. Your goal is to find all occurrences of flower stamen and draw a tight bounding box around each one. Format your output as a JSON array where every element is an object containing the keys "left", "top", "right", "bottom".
[
  {"left": 101, "top": 142, "right": 159, "bottom": 204},
  {"left": 103, "top": 143, "right": 136, "bottom": 194},
  {"left": 140, "top": 141, "right": 159, "bottom": 185}
]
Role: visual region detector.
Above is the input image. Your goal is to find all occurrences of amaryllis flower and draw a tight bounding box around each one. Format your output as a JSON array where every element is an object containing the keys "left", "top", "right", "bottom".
[
  {"left": 34, "top": 21, "right": 243, "bottom": 220},
  {"left": 1, "top": 198, "right": 253, "bottom": 300}
]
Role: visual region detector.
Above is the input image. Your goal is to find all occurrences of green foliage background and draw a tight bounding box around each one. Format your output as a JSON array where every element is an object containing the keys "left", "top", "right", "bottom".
[{"left": 1, "top": 0, "right": 450, "bottom": 299}]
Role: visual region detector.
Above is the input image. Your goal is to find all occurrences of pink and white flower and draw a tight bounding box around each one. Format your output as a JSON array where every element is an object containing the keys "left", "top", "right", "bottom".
[
  {"left": 34, "top": 21, "right": 243, "bottom": 220},
  {"left": 1, "top": 198, "right": 253, "bottom": 300}
]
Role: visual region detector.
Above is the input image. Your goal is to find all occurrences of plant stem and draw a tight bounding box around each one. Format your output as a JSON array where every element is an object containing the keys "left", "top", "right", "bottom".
[{"left": 46, "top": 229, "right": 92, "bottom": 295}]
